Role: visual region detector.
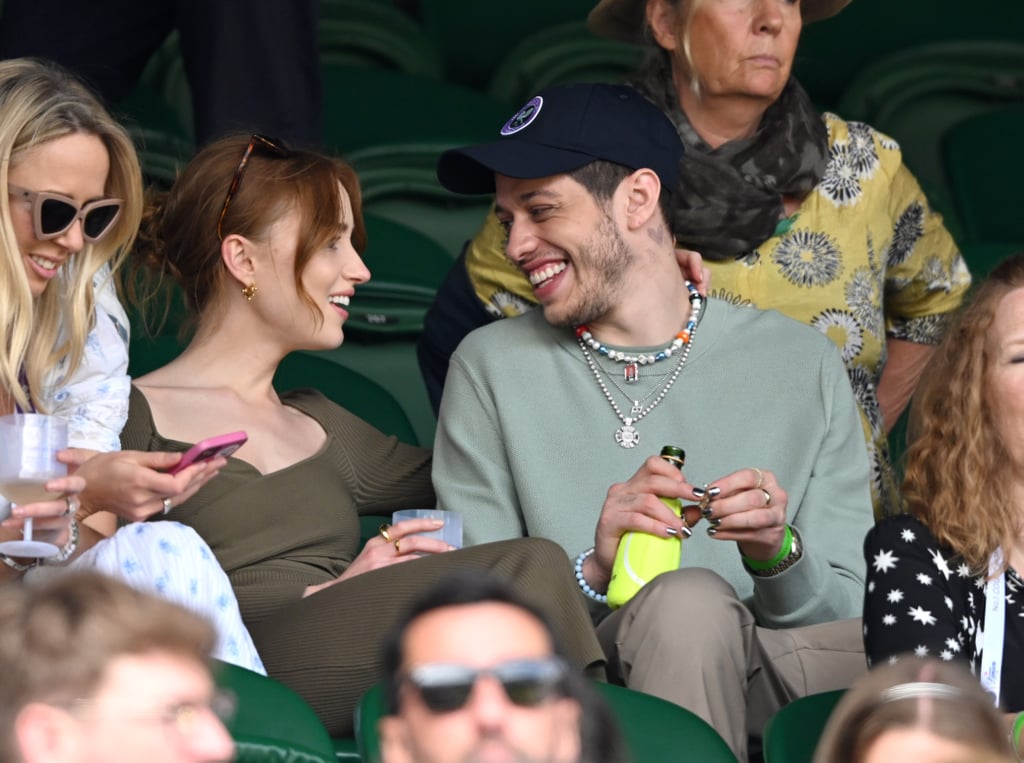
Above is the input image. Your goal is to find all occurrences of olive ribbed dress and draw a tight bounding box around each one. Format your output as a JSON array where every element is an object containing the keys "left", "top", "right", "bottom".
[{"left": 122, "top": 385, "right": 605, "bottom": 736}]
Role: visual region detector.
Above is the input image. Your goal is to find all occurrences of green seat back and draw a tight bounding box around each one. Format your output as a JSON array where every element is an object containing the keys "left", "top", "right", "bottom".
[
  {"left": 312, "top": 337, "right": 437, "bottom": 449},
  {"left": 943, "top": 105, "right": 1024, "bottom": 246},
  {"left": 795, "top": 0, "right": 1024, "bottom": 111},
  {"left": 274, "top": 351, "right": 420, "bottom": 446},
  {"left": 487, "top": 21, "right": 644, "bottom": 108},
  {"left": 356, "top": 680, "right": 738, "bottom": 763},
  {"left": 835, "top": 41, "right": 1024, "bottom": 236},
  {"left": 319, "top": 0, "right": 442, "bottom": 78},
  {"left": 112, "top": 82, "right": 194, "bottom": 190},
  {"left": 322, "top": 66, "right": 510, "bottom": 155},
  {"left": 213, "top": 660, "right": 340, "bottom": 763},
  {"left": 347, "top": 213, "right": 455, "bottom": 338},
  {"left": 350, "top": 142, "right": 495, "bottom": 259},
  {"left": 762, "top": 689, "right": 845, "bottom": 763},
  {"left": 420, "top": 0, "right": 595, "bottom": 89},
  {"left": 594, "top": 682, "right": 738, "bottom": 763}
]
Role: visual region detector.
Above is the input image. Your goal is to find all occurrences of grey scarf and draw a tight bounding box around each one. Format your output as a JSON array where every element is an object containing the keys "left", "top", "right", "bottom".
[{"left": 630, "top": 52, "right": 829, "bottom": 261}]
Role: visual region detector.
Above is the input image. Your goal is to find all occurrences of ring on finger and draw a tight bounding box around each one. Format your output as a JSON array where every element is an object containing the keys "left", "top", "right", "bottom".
[
  {"left": 64, "top": 496, "right": 79, "bottom": 517},
  {"left": 761, "top": 489, "right": 772, "bottom": 507},
  {"left": 162, "top": 497, "right": 173, "bottom": 515},
  {"left": 379, "top": 524, "right": 392, "bottom": 543},
  {"left": 394, "top": 538, "right": 402, "bottom": 555},
  {"left": 751, "top": 467, "right": 764, "bottom": 489}
]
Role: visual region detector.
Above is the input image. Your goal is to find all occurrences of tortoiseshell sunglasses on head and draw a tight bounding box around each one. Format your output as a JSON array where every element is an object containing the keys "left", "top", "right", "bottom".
[{"left": 216, "top": 134, "right": 289, "bottom": 241}]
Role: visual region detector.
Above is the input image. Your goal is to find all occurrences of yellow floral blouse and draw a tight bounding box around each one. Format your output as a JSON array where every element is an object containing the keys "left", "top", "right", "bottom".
[{"left": 462, "top": 114, "right": 971, "bottom": 518}]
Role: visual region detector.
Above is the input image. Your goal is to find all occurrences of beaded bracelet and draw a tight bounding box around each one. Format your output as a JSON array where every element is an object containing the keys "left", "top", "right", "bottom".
[
  {"left": 0, "top": 550, "right": 36, "bottom": 572},
  {"left": 574, "top": 547, "right": 608, "bottom": 604},
  {"left": 48, "top": 518, "right": 79, "bottom": 564}
]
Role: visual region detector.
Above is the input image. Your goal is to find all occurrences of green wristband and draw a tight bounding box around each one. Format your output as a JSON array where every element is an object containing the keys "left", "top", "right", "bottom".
[{"left": 743, "top": 525, "right": 793, "bottom": 571}]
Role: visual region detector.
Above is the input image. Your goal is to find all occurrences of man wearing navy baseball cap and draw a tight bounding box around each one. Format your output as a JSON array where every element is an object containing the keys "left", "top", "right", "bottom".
[
  {"left": 431, "top": 82, "right": 871, "bottom": 761},
  {"left": 437, "top": 84, "right": 682, "bottom": 196}
]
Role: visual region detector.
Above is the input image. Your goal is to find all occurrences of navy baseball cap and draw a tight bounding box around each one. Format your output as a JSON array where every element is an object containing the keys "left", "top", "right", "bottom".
[{"left": 436, "top": 82, "right": 684, "bottom": 195}]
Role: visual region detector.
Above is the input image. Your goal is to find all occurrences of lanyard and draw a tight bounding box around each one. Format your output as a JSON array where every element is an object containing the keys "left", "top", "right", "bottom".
[{"left": 980, "top": 548, "right": 1006, "bottom": 706}]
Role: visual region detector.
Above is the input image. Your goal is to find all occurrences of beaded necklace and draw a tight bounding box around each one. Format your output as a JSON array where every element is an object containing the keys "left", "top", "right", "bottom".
[
  {"left": 576, "top": 283, "right": 703, "bottom": 448},
  {"left": 575, "top": 282, "right": 701, "bottom": 384}
]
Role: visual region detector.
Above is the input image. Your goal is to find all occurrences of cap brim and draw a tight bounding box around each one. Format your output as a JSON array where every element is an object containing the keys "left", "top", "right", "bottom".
[{"left": 437, "top": 142, "right": 600, "bottom": 195}]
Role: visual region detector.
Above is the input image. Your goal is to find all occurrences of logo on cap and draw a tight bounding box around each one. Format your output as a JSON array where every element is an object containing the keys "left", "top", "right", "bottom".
[{"left": 500, "top": 96, "right": 543, "bottom": 136}]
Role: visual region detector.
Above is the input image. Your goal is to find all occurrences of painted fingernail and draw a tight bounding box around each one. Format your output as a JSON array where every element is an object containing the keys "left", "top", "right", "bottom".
[
  {"left": 709, "top": 517, "right": 722, "bottom": 527},
  {"left": 665, "top": 526, "right": 678, "bottom": 536},
  {"left": 708, "top": 486, "right": 721, "bottom": 498},
  {"left": 680, "top": 525, "right": 693, "bottom": 539},
  {"left": 692, "top": 486, "right": 706, "bottom": 498},
  {"left": 701, "top": 505, "right": 714, "bottom": 519},
  {"left": 706, "top": 527, "right": 718, "bottom": 537}
]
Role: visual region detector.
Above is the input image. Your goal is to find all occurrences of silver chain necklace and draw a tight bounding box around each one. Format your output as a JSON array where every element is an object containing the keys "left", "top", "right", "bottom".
[
  {"left": 576, "top": 286, "right": 703, "bottom": 449},
  {"left": 594, "top": 359, "right": 671, "bottom": 418}
]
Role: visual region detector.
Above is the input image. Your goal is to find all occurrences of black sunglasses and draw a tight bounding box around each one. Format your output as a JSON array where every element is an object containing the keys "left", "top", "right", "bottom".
[
  {"left": 216, "top": 133, "right": 289, "bottom": 241},
  {"left": 8, "top": 184, "right": 123, "bottom": 243},
  {"left": 403, "top": 657, "right": 568, "bottom": 713}
]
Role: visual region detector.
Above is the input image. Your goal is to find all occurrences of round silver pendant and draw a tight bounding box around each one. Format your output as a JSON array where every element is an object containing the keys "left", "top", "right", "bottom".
[{"left": 615, "top": 424, "right": 640, "bottom": 448}]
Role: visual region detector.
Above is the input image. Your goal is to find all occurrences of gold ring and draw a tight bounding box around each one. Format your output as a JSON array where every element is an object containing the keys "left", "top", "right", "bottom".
[
  {"left": 761, "top": 489, "right": 772, "bottom": 507},
  {"left": 394, "top": 539, "right": 402, "bottom": 554},
  {"left": 751, "top": 467, "right": 764, "bottom": 489},
  {"left": 379, "top": 523, "right": 392, "bottom": 543}
]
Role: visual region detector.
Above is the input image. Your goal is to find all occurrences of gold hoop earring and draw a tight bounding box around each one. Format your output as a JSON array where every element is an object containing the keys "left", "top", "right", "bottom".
[{"left": 241, "top": 283, "right": 258, "bottom": 302}]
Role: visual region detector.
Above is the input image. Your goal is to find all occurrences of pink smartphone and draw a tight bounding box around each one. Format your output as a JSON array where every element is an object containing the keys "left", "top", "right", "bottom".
[{"left": 167, "top": 431, "right": 247, "bottom": 475}]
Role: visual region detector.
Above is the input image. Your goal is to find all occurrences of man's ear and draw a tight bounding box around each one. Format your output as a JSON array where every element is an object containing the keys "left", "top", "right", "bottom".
[
  {"left": 646, "top": 0, "right": 679, "bottom": 52},
  {"left": 220, "top": 233, "right": 256, "bottom": 289},
  {"left": 622, "top": 168, "right": 663, "bottom": 232},
  {"left": 377, "top": 715, "right": 414, "bottom": 763},
  {"left": 15, "top": 703, "right": 80, "bottom": 763}
]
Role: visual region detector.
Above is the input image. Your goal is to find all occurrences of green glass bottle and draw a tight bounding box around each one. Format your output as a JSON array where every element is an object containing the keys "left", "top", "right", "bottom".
[{"left": 607, "top": 445, "right": 686, "bottom": 609}]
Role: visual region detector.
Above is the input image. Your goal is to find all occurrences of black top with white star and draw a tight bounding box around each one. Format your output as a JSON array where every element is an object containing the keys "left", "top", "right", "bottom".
[{"left": 863, "top": 515, "right": 1023, "bottom": 711}]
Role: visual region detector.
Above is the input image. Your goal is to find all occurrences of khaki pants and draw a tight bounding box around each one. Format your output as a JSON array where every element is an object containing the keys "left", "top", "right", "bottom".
[{"left": 597, "top": 567, "right": 865, "bottom": 762}]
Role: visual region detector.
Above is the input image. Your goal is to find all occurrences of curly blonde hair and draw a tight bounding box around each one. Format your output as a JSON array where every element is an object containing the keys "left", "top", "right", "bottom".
[
  {"left": 0, "top": 58, "right": 143, "bottom": 413},
  {"left": 902, "top": 254, "right": 1024, "bottom": 574}
]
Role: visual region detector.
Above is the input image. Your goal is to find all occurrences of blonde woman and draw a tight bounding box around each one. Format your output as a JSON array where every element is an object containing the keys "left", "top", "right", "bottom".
[{"left": 0, "top": 58, "right": 261, "bottom": 673}]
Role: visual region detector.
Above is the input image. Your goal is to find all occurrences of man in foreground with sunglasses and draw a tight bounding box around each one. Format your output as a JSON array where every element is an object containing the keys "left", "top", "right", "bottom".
[
  {"left": 0, "top": 571, "right": 235, "bottom": 763},
  {"left": 379, "top": 573, "right": 622, "bottom": 763}
]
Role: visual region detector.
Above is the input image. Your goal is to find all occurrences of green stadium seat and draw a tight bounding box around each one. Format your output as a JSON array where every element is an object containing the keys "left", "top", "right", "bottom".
[
  {"left": 112, "top": 82, "right": 194, "bottom": 189},
  {"left": 487, "top": 21, "right": 644, "bottom": 109},
  {"left": 762, "top": 689, "right": 845, "bottom": 763},
  {"left": 213, "top": 660, "right": 345, "bottom": 763},
  {"left": 274, "top": 351, "right": 420, "bottom": 446},
  {"left": 319, "top": 0, "right": 442, "bottom": 78},
  {"left": 322, "top": 65, "right": 509, "bottom": 155},
  {"left": 795, "top": 0, "right": 1024, "bottom": 112},
  {"left": 349, "top": 141, "right": 495, "bottom": 259},
  {"left": 835, "top": 41, "right": 1024, "bottom": 237},
  {"left": 346, "top": 213, "right": 455, "bottom": 338},
  {"left": 943, "top": 105, "right": 1024, "bottom": 247},
  {"left": 419, "top": 0, "right": 596, "bottom": 89}
]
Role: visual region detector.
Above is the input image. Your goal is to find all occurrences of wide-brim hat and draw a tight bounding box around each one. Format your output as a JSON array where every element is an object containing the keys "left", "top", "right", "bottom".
[{"left": 588, "top": 0, "right": 853, "bottom": 44}]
